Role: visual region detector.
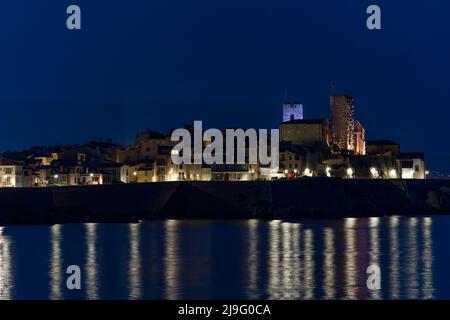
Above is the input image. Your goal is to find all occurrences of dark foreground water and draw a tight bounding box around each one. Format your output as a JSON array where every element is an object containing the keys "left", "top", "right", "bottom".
[{"left": 0, "top": 216, "right": 450, "bottom": 300}]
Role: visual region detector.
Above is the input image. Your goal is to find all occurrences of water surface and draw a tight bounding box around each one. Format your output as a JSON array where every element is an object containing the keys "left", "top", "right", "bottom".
[{"left": 1, "top": 216, "right": 449, "bottom": 299}]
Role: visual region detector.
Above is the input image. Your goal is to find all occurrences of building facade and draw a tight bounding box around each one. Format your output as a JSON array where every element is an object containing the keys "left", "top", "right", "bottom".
[
  {"left": 354, "top": 120, "right": 366, "bottom": 155},
  {"left": 331, "top": 95, "right": 355, "bottom": 151},
  {"left": 0, "top": 159, "right": 24, "bottom": 188},
  {"left": 397, "top": 153, "right": 426, "bottom": 179},
  {"left": 280, "top": 119, "right": 331, "bottom": 147}
]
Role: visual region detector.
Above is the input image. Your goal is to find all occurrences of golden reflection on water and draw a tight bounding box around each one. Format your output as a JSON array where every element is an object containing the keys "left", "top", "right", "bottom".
[
  {"left": 369, "top": 217, "right": 381, "bottom": 299},
  {"left": 322, "top": 228, "right": 335, "bottom": 300},
  {"left": 422, "top": 217, "right": 434, "bottom": 299},
  {"left": 267, "top": 221, "right": 303, "bottom": 299},
  {"left": 344, "top": 218, "right": 358, "bottom": 299},
  {"left": 267, "top": 220, "right": 282, "bottom": 299},
  {"left": 85, "top": 224, "right": 99, "bottom": 300},
  {"left": 282, "top": 222, "right": 301, "bottom": 299},
  {"left": 246, "top": 219, "right": 259, "bottom": 299},
  {"left": 128, "top": 223, "right": 142, "bottom": 300},
  {"left": 303, "top": 229, "right": 315, "bottom": 300},
  {"left": 49, "top": 224, "right": 63, "bottom": 300},
  {"left": 164, "top": 220, "right": 180, "bottom": 300},
  {"left": 406, "top": 217, "right": 419, "bottom": 299},
  {"left": 290, "top": 223, "right": 301, "bottom": 299},
  {"left": 258, "top": 216, "right": 436, "bottom": 300},
  {"left": 389, "top": 216, "right": 400, "bottom": 299},
  {"left": 0, "top": 215, "right": 433, "bottom": 300},
  {"left": 0, "top": 227, "right": 12, "bottom": 300}
]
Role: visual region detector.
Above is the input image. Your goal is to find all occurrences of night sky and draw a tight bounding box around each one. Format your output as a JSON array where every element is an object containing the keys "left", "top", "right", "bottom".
[{"left": 1, "top": 0, "right": 449, "bottom": 172}]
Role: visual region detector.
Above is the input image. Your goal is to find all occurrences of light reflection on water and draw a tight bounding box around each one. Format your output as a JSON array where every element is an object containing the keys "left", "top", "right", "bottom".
[
  {"left": 322, "top": 227, "right": 335, "bottom": 300},
  {"left": 128, "top": 223, "right": 142, "bottom": 300},
  {"left": 389, "top": 216, "right": 400, "bottom": 299},
  {"left": 164, "top": 219, "right": 180, "bottom": 300},
  {"left": 344, "top": 218, "right": 358, "bottom": 299},
  {"left": 0, "top": 216, "right": 445, "bottom": 300},
  {"left": 85, "top": 224, "right": 98, "bottom": 300},
  {"left": 0, "top": 227, "right": 12, "bottom": 299},
  {"left": 49, "top": 224, "right": 62, "bottom": 300},
  {"left": 369, "top": 217, "right": 381, "bottom": 299}
]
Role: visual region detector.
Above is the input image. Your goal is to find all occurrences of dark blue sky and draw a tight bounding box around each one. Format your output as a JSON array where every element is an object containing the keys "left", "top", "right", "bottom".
[{"left": 1, "top": 0, "right": 449, "bottom": 171}]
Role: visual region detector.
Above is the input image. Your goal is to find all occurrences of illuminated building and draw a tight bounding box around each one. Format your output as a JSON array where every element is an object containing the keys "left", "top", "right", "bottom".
[
  {"left": 330, "top": 95, "right": 355, "bottom": 152},
  {"left": 279, "top": 143, "right": 305, "bottom": 178},
  {"left": 354, "top": 120, "right": 366, "bottom": 155},
  {"left": 0, "top": 158, "right": 24, "bottom": 188},
  {"left": 397, "top": 153, "right": 426, "bottom": 179}
]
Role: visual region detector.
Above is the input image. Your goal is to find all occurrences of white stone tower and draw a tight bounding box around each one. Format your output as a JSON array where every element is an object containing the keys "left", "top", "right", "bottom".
[{"left": 282, "top": 102, "right": 304, "bottom": 122}]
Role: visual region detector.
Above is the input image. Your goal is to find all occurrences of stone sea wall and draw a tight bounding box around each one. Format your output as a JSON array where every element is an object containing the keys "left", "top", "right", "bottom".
[{"left": 0, "top": 179, "right": 449, "bottom": 224}]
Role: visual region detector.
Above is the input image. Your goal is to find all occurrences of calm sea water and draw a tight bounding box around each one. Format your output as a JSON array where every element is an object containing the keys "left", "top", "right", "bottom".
[{"left": 0, "top": 216, "right": 449, "bottom": 300}]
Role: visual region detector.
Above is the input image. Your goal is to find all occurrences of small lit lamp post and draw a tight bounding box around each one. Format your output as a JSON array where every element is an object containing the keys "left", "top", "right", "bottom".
[
  {"left": 370, "top": 167, "right": 379, "bottom": 179},
  {"left": 389, "top": 169, "right": 397, "bottom": 179},
  {"left": 303, "top": 168, "right": 312, "bottom": 177},
  {"left": 347, "top": 167, "right": 354, "bottom": 179},
  {"left": 248, "top": 168, "right": 255, "bottom": 180}
]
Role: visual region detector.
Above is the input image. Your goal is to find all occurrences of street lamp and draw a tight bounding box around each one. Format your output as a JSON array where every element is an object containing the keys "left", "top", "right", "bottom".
[
  {"left": 347, "top": 167, "right": 354, "bottom": 178},
  {"left": 389, "top": 169, "right": 397, "bottom": 179},
  {"left": 370, "top": 167, "right": 378, "bottom": 178}
]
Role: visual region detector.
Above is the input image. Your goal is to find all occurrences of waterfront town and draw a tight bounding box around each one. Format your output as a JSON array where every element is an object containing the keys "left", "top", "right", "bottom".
[{"left": 0, "top": 95, "right": 429, "bottom": 188}]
